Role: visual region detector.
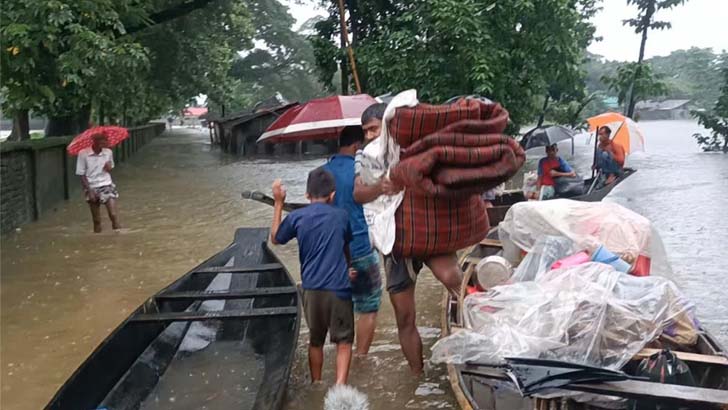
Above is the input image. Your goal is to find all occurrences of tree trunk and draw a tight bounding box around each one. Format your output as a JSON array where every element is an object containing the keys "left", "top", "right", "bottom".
[
  {"left": 537, "top": 95, "right": 550, "bottom": 127},
  {"left": 45, "top": 107, "right": 91, "bottom": 137},
  {"left": 347, "top": 0, "right": 365, "bottom": 91},
  {"left": 8, "top": 110, "right": 30, "bottom": 141},
  {"left": 626, "top": 2, "right": 654, "bottom": 118},
  {"left": 98, "top": 102, "right": 105, "bottom": 125},
  {"left": 339, "top": 20, "right": 349, "bottom": 95}
]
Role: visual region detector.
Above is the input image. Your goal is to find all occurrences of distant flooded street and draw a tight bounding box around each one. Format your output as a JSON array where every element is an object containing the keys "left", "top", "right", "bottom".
[{"left": 1, "top": 121, "right": 726, "bottom": 409}]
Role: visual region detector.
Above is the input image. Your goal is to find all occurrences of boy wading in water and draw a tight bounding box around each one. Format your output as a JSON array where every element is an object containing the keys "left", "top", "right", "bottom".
[
  {"left": 270, "top": 168, "right": 356, "bottom": 384},
  {"left": 76, "top": 133, "right": 121, "bottom": 233}
]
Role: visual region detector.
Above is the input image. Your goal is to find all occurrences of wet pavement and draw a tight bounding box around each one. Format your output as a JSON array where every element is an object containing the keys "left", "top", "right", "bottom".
[{"left": 1, "top": 121, "right": 726, "bottom": 409}]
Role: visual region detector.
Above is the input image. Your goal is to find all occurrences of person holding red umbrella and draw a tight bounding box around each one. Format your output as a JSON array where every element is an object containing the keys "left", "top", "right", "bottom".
[{"left": 75, "top": 133, "right": 121, "bottom": 232}]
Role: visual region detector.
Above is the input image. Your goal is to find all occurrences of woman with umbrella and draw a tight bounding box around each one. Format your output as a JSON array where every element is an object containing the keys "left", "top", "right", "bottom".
[{"left": 70, "top": 128, "right": 126, "bottom": 232}]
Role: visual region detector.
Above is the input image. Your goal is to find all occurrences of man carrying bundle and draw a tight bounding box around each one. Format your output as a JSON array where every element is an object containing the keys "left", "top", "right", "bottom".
[{"left": 354, "top": 103, "right": 466, "bottom": 375}]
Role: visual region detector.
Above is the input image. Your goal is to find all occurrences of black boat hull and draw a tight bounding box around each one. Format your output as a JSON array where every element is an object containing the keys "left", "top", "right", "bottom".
[
  {"left": 46, "top": 228, "right": 301, "bottom": 410},
  {"left": 486, "top": 168, "right": 636, "bottom": 227}
]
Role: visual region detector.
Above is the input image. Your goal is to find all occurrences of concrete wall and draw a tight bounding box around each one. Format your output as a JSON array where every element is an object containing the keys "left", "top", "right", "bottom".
[{"left": 0, "top": 123, "right": 165, "bottom": 234}]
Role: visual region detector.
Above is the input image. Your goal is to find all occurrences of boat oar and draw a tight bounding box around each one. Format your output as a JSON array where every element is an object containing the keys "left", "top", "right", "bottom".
[
  {"left": 586, "top": 171, "right": 601, "bottom": 195},
  {"left": 241, "top": 190, "right": 307, "bottom": 212}
]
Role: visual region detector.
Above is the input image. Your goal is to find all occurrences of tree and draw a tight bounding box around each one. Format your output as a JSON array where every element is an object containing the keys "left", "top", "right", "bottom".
[
  {"left": 545, "top": 92, "right": 600, "bottom": 129},
  {"left": 602, "top": 62, "right": 668, "bottom": 109},
  {"left": 537, "top": 0, "right": 601, "bottom": 127},
  {"left": 1, "top": 0, "right": 148, "bottom": 139},
  {"left": 692, "top": 57, "right": 728, "bottom": 153},
  {"left": 1, "top": 0, "right": 255, "bottom": 139},
  {"left": 622, "top": 0, "right": 686, "bottom": 117},
  {"left": 650, "top": 48, "right": 725, "bottom": 109},
  {"left": 310, "top": 0, "right": 601, "bottom": 130},
  {"left": 227, "top": 0, "right": 326, "bottom": 108}
]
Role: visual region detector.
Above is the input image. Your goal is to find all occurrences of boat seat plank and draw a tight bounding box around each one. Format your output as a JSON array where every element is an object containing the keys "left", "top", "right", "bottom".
[
  {"left": 156, "top": 286, "right": 297, "bottom": 301},
  {"left": 571, "top": 380, "right": 728, "bottom": 405},
  {"left": 193, "top": 263, "right": 283, "bottom": 274},
  {"left": 633, "top": 348, "right": 728, "bottom": 366},
  {"left": 479, "top": 238, "right": 503, "bottom": 248},
  {"left": 131, "top": 306, "right": 298, "bottom": 323},
  {"left": 461, "top": 365, "right": 728, "bottom": 405}
]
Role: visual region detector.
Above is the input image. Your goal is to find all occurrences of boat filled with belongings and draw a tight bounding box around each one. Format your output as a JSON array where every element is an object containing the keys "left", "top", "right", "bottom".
[
  {"left": 436, "top": 200, "right": 728, "bottom": 409},
  {"left": 46, "top": 228, "right": 301, "bottom": 410}
]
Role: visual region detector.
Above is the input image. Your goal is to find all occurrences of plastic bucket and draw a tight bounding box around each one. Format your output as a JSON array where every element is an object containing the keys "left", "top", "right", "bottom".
[
  {"left": 591, "top": 245, "right": 631, "bottom": 273},
  {"left": 551, "top": 251, "right": 590, "bottom": 270}
]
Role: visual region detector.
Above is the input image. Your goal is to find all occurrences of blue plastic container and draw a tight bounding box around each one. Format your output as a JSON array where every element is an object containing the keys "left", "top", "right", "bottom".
[{"left": 591, "top": 245, "right": 631, "bottom": 273}]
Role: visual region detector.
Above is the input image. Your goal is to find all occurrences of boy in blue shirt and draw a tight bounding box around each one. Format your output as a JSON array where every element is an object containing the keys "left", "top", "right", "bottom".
[
  {"left": 270, "top": 168, "right": 355, "bottom": 385},
  {"left": 323, "top": 126, "right": 382, "bottom": 356}
]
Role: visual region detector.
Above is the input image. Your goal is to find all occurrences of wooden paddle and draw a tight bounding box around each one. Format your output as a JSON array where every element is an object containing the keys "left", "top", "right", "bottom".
[{"left": 241, "top": 190, "right": 306, "bottom": 212}]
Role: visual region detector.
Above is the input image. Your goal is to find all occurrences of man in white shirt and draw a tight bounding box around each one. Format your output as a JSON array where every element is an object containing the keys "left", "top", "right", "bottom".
[{"left": 76, "top": 134, "right": 121, "bottom": 232}]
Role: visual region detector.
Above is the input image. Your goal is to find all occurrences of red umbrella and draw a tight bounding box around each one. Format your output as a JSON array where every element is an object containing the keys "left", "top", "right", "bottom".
[
  {"left": 66, "top": 126, "right": 129, "bottom": 156},
  {"left": 257, "top": 94, "right": 377, "bottom": 143}
]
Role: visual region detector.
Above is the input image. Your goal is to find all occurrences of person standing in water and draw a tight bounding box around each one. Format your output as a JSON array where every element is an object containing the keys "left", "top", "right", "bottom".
[
  {"left": 76, "top": 133, "right": 121, "bottom": 233},
  {"left": 354, "top": 103, "right": 462, "bottom": 375},
  {"left": 270, "top": 169, "right": 356, "bottom": 385},
  {"left": 323, "top": 125, "right": 383, "bottom": 356}
]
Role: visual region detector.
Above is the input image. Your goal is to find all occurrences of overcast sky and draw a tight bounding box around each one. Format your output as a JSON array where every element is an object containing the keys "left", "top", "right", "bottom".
[{"left": 285, "top": 0, "right": 727, "bottom": 61}]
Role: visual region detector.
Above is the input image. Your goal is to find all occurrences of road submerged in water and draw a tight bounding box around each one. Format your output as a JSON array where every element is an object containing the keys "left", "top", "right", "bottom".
[{"left": 1, "top": 121, "right": 726, "bottom": 409}]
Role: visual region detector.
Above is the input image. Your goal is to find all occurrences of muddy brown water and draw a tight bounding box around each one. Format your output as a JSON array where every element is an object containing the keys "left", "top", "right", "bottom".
[{"left": 1, "top": 122, "right": 726, "bottom": 410}]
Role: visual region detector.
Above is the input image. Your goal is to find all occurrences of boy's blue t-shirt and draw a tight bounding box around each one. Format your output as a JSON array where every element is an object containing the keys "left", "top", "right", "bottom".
[
  {"left": 274, "top": 203, "right": 352, "bottom": 299},
  {"left": 323, "top": 154, "right": 372, "bottom": 259}
]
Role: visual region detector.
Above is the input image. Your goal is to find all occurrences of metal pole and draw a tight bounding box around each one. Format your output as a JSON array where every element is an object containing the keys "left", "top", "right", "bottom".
[
  {"left": 591, "top": 127, "right": 599, "bottom": 179},
  {"left": 336, "top": 0, "right": 362, "bottom": 94}
]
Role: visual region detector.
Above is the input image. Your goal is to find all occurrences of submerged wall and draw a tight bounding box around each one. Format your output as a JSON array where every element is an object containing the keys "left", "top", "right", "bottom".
[{"left": 0, "top": 123, "right": 165, "bottom": 234}]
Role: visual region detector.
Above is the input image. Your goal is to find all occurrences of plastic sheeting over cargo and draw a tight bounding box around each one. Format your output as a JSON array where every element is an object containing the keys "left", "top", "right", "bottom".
[
  {"left": 431, "top": 263, "right": 695, "bottom": 369},
  {"left": 498, "top": 199, "right": 652, "bottom": 262}
]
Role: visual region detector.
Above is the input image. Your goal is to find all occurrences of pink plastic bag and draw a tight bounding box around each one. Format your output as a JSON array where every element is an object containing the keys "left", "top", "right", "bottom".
[{"left": 551, "top": 251, "right": 590, "bottom": 270}]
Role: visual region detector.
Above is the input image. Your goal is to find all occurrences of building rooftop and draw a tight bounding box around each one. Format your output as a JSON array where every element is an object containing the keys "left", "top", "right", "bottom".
[{"left": 635, "top": 99, "right": 691, "bottom": 111}]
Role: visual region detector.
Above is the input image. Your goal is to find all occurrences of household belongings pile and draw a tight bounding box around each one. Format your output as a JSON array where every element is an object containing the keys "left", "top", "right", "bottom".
[
  {"left": 360, "top": 90, "right": 526, "bottom": 258},
  {"left": 431, "top": 200, "right": 699, "bottom": 371}
]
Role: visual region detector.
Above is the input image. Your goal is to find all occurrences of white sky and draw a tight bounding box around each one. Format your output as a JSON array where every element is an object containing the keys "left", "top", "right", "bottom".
[
  {"left": 589, "top": 0, "right": 728, "bottom": 61},
  {"left": 285, "top": 0, "right": 727, "bottom": 62}
]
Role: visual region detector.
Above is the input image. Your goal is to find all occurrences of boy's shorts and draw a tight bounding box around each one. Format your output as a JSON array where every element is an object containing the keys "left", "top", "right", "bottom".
[
  {"left": 351, "top": 250, "right": 383, "bottom": 314},
  {"left": 303, "top": 289, "right": 354, "bottom": 347},
  {"left": 384, "top": 255, "right": 424, "bottom": 294}
]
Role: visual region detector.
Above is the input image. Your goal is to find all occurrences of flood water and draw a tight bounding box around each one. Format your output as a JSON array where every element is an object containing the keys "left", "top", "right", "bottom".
[{"left": 1, "top": 121, "right": 726, "bottom": 410}]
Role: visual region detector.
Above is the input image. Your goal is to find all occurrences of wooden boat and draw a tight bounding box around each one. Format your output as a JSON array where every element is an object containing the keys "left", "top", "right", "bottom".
[
  {"left": 441, "top": 234, "right": 728, "bottom": 410},
  {"left": 241, "top": 167, "right": 636, "bottom": 227},
  {"left": 46, "top": 228, "right": 301, "bottom": 410},
  {"left": 486, "top": 168, "right": 636, "bottom": 227}
]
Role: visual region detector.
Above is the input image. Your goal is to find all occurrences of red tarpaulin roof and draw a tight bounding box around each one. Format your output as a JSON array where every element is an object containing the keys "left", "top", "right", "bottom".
[{"left": 183, "top": 107, "right": 208, "bottom": 117}]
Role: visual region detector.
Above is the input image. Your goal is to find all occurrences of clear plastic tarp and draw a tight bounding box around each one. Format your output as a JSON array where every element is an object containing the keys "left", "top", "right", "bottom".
[
  {"left": 498, "top": 199, "right": 653, "bottom": 263},
  {"left": 431, "top": 262, "right": 695, "bottom": 369}
]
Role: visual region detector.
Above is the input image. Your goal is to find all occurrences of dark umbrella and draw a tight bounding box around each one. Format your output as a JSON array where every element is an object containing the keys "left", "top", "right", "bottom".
[{"left": 520, "top": 125, "right": 576, "bottom": 154}]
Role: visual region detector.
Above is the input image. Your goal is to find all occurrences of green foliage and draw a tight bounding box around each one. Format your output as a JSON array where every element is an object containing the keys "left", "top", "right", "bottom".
[
  {"left": 545, "top": 92, "right": 602, "bottom": 129},
  {"left": 692, "top": 57, "right": 728, "bottom": 153},
  {"left": 650, "top": 48, "right": 725, "bottom": 108},
  {"left": 601, "top": 62, "right": 668, "bottom": 106},
  {"left": 0, "top": 0, "right": 274, "bottom": 131},
  {"left": 311, "top": 0, "right": 600, "bottom": 130},
  {"left": 585, "top": 48, "right": 725, "bottom": 111},
  {"left": 136, "top": 0, "right": 254, "bottom": 118},
  {"left": 1, "top": 0, "right": 149, "bottom": 118},
  {"left": 623, "top": 0, "right": 687, "bottom": 34},
  {"left": 227, "top": 0, "right": 326, "bottom": 108}
]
